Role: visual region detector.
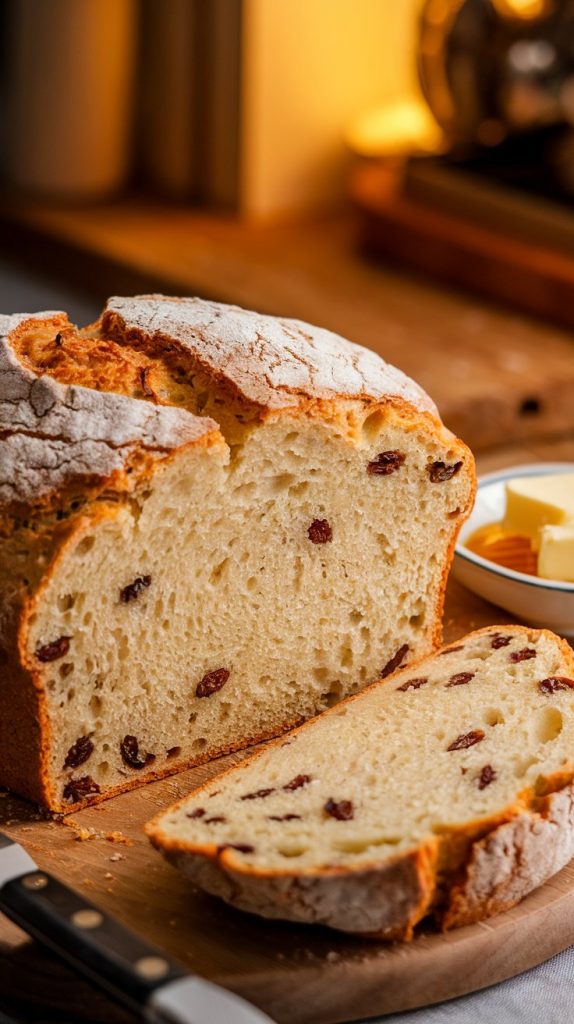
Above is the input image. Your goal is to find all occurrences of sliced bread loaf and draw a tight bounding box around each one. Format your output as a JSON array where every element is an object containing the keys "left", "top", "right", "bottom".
[
  {"left": 148, "top": 626, "right": 574, "bottom": 939},
  {"left": 0, "top": 296, "right": 473, "bottom": 810}
]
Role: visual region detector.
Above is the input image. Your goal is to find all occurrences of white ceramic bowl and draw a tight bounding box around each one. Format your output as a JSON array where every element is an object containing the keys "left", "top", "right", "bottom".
[{"left": 453, "top": 463, "right": 574, "bottom": 637}]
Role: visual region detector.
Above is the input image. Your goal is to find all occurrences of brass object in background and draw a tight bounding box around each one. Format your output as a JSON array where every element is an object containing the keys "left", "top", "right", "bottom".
[{"left": 418, "top": 0, "right": 574, "bottom": 157}]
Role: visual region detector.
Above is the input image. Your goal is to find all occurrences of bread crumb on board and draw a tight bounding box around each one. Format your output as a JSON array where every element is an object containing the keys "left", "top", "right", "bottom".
[{"left": 62, "top": 817, "right": 133, "bottom": 845}]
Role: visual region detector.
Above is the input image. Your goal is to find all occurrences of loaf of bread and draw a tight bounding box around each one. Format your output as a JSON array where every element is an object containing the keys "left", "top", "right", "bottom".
[
  {"left": 0, "top": 296, "right": 474, "bottom": 811},
  {"left": 148, "top": 626, "right": 574, "bottom": 938}
]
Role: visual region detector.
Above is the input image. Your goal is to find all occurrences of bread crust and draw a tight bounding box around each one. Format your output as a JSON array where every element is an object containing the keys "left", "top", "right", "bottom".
[
  {"left": 147, "top": 626, "right": 574, "bottom": 939},
  {"left": 0, "top": 311, "right": 217, "bottom": 509},
  {"left": 442, "top": 781, "right": 574, "bottom": 929},
  {"left": 101, "top": 295, "right": 439, "bottom": 414},
  {"left": 163, "top": 841, "right": 439, "bottom": 941}
]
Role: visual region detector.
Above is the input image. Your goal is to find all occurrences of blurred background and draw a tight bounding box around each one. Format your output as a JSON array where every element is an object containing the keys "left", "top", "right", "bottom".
[{"left": 1, "top": 0, "right": 574, "bottom": 452}]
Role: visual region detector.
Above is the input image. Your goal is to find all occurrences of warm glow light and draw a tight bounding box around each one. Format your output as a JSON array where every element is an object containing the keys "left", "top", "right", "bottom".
[
  {"left": 491, "top": 0, "right": 552, "bottom": 19},
  {"left": 346, "top": 98, "right": 444, "bottom": 158}
]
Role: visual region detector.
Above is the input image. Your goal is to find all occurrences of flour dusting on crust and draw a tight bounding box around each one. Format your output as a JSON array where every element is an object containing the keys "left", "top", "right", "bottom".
[
  {"left": 0, "top": 313, "right": 215, "bottom": 506},
  {"left": 103, "top": 295, "right": 438, "bottom": 414}
]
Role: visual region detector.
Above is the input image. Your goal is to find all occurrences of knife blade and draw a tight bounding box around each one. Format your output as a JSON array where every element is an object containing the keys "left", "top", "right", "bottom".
[{"left": 0, "top": 833, "right": 275, "bottom": 1024}]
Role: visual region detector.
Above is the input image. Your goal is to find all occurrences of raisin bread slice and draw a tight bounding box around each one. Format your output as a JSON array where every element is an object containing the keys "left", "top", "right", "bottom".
[
  {"left": 148, "top": 626, "right": 574, "bottom": 939},
  {"left": 0, "top": 297, "right": 474, "bottom": 811}
]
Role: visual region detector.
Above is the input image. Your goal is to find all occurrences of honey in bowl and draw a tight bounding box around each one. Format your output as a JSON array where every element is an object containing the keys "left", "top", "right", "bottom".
[{"left": 466, "top": 523, "right": 537, "bottom": 576}]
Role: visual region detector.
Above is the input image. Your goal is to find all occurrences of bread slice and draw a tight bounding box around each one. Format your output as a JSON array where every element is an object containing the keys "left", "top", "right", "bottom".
[
  {"left": 148, "top": 626, "right": 574, "bottom": 939},
  {"left": 0, "top": 296, "right": 474, "bottom": 811}
]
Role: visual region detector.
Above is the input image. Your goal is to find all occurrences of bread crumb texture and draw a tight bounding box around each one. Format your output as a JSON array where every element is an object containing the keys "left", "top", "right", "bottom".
[
  {"left": 0, "top": 296, "right": 474, "bottom": 810},
  {"left": 149, "top": 627, "right": 574, "bottom": 938}
]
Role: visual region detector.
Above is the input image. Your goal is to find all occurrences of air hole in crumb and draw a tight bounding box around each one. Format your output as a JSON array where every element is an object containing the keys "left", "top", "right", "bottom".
[
  {"left": 193, "top": 737, "right": 207, "bottom": 751},
  {"left": 270, "top": 473, "right": 296, "bottom": 492},
  {"left": 233, "top": 482, "right": 256, "bottom": 500},
  {"left": 76, "top": 536, "right": 96, "bottom": 556},
  {"left": 289, "top": 480, "right": 309, "bottom": 497},
  {"left": 334, "top": 837, "right": 400, "bottom": 852},
  {"left": 210, "top": 558, "right": 230, "bottom": 584},
  {"left": 167, "top": 746, "right": 181, "bottom": 758},
  {"left": 333, "top": 840, "right": 368, "bottom": 854},
  {"left": 57, "top": 594, "right": 76, "bottom": 612},
  {"left": 313, "top": 666, "right": 330, "bottom": 684},
  {"left": 66, "top": 687, "right": 75, "bottom": 702},
  {"left": 97, "top": 761, "right": 111, "bottom": 779},
  {"left": 340, "top": 645, "right": 353, "bottom": 668},
  {"left": 89, "top": 695, "right": 102, "bottom": 716},
  {"left": 534, "top": 706, "right": 563, "bottom": 744},
  {"left": 118, "top": 642, "right": 130, "bottom": 662},
  {"left": 484, "top": 708, "right": 505, "bottom": 727},
  {"left": 361, "top": 410, "right": 386, "bottom": 442},
  {"left": 277, "top": 846, "right": 308, "bottom": 858},
  {"left": 59, "top": 662, "right": 74, "bottom": 679},
  {"left": 514, "top": 755, "right": 538, "bottom": 778}
]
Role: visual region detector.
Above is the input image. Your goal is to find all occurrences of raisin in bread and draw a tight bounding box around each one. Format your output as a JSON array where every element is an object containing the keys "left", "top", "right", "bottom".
[
  {"left": 0, "top": 296, "right": 474, "bottom": 811},
  {"left": 148, "top": 626, "right": 574, "bottom": 939}
]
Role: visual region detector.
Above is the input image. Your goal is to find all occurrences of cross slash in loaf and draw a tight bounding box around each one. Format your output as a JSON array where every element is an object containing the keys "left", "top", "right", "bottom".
[
  {"left": 148, "top": 626, "right": 574, "bottom": 939},
  {"left": 0, "top": 296, "right": 473, "bottom": 811}
]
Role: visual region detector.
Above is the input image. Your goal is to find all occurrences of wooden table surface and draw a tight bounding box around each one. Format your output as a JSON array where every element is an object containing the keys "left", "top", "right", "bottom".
[{"left": 1, "top": 197, "right": 574, "bottom": 452}]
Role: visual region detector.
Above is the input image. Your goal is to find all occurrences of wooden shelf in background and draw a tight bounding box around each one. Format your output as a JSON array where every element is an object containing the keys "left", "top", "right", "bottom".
[
  {"left": 350, "top": 162, "right": 574, "bottom": 332},
  {"left": 0, "top": 194, "right": 573, "bottom": 452}
]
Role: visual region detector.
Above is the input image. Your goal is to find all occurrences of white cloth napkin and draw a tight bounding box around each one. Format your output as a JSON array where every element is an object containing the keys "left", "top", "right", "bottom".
[{"left": 356, "top": 946, "right": 574, "bottom": 1024}]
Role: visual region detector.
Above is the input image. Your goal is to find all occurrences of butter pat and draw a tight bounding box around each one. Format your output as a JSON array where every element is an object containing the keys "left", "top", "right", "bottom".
[
  {"left": 539, "top": 525, "right": 574, "bottom": 582},
  {"left": 503, "top": 473, "right": 574, "bottom": 549}
]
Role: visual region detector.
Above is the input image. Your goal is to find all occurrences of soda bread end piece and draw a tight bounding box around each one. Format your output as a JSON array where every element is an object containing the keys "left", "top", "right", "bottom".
[
  {"left": 0, "top": 297, "right": 474, "bottom": 810},
  {"left": 148, "top": 626, "right": 574, "bottom": 939}
]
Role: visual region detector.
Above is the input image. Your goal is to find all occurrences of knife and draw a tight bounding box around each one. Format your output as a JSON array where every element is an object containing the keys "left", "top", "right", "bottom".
[{"left": 0, "top": 833, "right": 275, "bottom": 1024}]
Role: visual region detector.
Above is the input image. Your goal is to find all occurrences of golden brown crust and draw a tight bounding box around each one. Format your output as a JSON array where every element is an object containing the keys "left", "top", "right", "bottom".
[
  {"left": 442, "top": 780, "right": 574, "bottom": 929},
  {"left": 101, "top": 295, "right": 440, "bottom": 414},
  {"left": 158, "top": 839, "right": 439, "bottom": 939}
]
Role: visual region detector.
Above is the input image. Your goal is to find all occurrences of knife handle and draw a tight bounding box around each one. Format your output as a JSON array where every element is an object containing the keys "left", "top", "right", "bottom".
[{"left": 0, "top": 868, "right": 188, "bottom": 1016}]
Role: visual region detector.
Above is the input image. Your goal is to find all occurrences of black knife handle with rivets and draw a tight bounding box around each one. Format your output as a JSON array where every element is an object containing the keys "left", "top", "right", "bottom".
[
  {"left": 0, "top": 866, "right": 188, "bottom": 1016},
  {"left": 0, "top": 834, "right": 275, "bottom": 1023}
]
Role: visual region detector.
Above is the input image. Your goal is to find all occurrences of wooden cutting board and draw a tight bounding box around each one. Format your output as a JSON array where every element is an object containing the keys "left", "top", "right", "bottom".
[{"left": 2, "top": 441, "right": 574, "bottom": 1024}]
